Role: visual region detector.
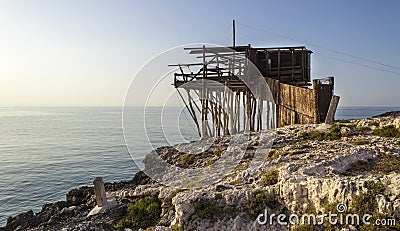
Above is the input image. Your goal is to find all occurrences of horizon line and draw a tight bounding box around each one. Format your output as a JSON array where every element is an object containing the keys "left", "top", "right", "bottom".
[{"left": 0, "top": 105, "right": 399, "bottom": 108}]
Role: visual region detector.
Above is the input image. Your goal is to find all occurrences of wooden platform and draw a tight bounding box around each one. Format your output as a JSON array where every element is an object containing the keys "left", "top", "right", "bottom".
[{"left": 171, "top": 45, "right": 339, "bottom": 137}]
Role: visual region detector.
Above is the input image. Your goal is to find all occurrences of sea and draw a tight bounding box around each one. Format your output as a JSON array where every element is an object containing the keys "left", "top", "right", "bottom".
[{"left": 0, "top": 106, "right": 399, "bottom": 226}]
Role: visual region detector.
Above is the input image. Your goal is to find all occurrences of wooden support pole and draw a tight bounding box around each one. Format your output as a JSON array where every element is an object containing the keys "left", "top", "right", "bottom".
[
  {"left": 325, "top": 95, "right": 340, "bottom": 124},
  {"left": 313, "top": 79, "right": 320, "bottom": 124},
  {"left": 212, "top": 91, "right": 217, "bottom": 137},
  {"left": 222, "top": 87, "right": 226, "bottom": 136},
  {"left": 328, "top": 76, "right": 335, "bottom": 98},
  {"left": 249, "top": 93, "right": 253, "bottom": 131},
  {"left": 250, "top": 94, "right": 253, "bottom": 131},
  {"left": 276, "top": 80, "right": 280, "bottom": 127},
  {"left": 225, "top": 92, "right": 231, "bottom": 135},
  {"left": 247, "top": 93, "right": 249, "bottom": 131},
  {"left": 206, "top": 89, "right": 212, "bottom": 136},
  {"left": 229, "top": 91, "right": 234, "bottom": 134},
  {"left": 243, "top": 91, "right": 247, "bottom": 131},
  {"left": 201, "top": 46, "right": 206, "bottom": 138},
  {"left": 180, "top": 89, "right": 201, "bottom": 137},
  {"left": 220, "top": 90, "right": 225, "bottom": 135},
  {"left": 266, "top": 101, "right": 270, "bottom": 129},
  {"left": 217, "top": 90, "right": 221, "bottom": 137},
  {"left": 278, "top": 49, "right": 281, "bottom": 81},
  {"left": 248, "top": 94, "right": 252, "bottom": 131},
  {"left": 244, "top": 91, "right": 248, "bottom": 131},
  {"left": 258, "top": 98, "right": 263, "bottom": 131},
  {"left": 223, "top": 88, "right": 226, "bottom": 136},
  {"left": 328, "top": 76, "right": 334, "bottom": 92},
  {"left": 274, "top": 103, "right": 277, "bottom": 128},
  {"left": 233, "top": 19, "right": 236, "bottom": 47},
  {"left": 237, "top": 92, "right": 240, "bottom": 132},
  {"left": 208, "top": 91, "right": 214, "bottom": 137},
  {"left": 227, "top": 91, "right": 230, "bottom": 135},
  {"left": 224, "top": 88, "right": 230, "bottom": 136},
  {"left": 252, "top": 96, "right": 256, "bottom": 131}
]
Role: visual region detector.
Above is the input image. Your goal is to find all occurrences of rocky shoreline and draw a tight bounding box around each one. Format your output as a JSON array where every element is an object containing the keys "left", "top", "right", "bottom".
[
  {"left": 2, "top": 112, "right": 400, "bottom": 231},
  {"left": 1, "top": 171, "right": 155, "bottom": 231}
]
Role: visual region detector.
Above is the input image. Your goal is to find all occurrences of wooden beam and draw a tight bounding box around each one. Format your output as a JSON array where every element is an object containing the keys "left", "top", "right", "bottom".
[{"left": 325, "top": 95, "right": 340, "bottom": 124}]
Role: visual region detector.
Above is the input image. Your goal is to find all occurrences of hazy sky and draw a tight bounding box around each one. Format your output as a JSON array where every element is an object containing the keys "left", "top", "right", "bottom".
[{"left": 1, "top": 0, "right": 399, "bottom": 107}]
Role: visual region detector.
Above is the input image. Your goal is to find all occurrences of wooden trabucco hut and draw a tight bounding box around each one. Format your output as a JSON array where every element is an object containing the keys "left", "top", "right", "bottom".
[{"left": 171, "top": 44, "right": 339, "bottom": 138}]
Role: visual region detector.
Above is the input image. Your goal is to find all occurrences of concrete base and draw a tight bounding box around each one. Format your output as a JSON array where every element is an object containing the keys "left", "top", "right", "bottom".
[{"left": 87, "top": 201, "right": 117, "bottom": 217}]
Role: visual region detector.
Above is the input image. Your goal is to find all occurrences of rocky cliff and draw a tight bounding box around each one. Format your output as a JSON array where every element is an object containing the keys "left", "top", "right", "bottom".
[{"left": 2, "top": 112, "right": 400, "bottom": 231}]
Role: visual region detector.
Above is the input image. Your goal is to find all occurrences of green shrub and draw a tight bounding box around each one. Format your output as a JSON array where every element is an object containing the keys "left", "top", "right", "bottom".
[
  {"left": 206, "top": 159, "right": 215, "bottom": 166},
  {"left": 321, "top": 184, "right": 381, "bottom": 231},
  {"left": 373, "top": 125, "right": 400, "bottom": 138},
  {"left": 374, "top": 153, "right": 400, "bottom": 174},
  {"left": 327, "top": 124, "right": 343, "bottom": 140},
  {"left": 369, "top": 121, "right": 380, "bottom": 127},
  {"left": 193, "top": 198, "right": 223, "bottom": 221},
  {"left": 179, "top": 153, "right": 196, "bottom": 166},
  {"left": 292, "top": 224, "right": 318, "bottom": 231},
  {"left": 234, "top": 165, "right": 249, "bottom": 174},
  {"left": 301, "top": 131, "right": 326, "bottom": 141},
  {"left": 175, "top": 188, "right": 189, "bottom": 195},
  {"left": 351, "top": 192, "right": 378, "bottom": 219},
  {"left": 229, "top": 179, "right": 244, "bottom": 185},
  {"left": 280, "top": 151, "right": 290, "bottom": 156},
  {"left": 216, "top": 184, "right": 231, "bottom": 192},
  {"left": 261, "top": 168, "right": 279, "bottom": 186},
  {"left": 339, "top": 119, "right": 351, "bottom": 123},
  {"left": 267, "top": 150, "right": 276, "bottom": 158},
  {"left": 350, "top": 182, "right": 385, "bottom": 217},
  {"left": 171, "top": 223, "right": 184, "bottom": 231},
  {"left": 302, "top": 124, "right": 345, "bottom": 141},
  {"left": 245, "top": 190, "right": 280, "bottom": 216},
  {"left": 213, "top": 148, "right": 224, "bottom": 157},
  {"left": 351, "top": 139, "right": 369, "bottom": 145},
  {"left": 215, "top": 193, "right": 223, "bottom": 200},
  {"left": 346, "top": 160, "right": 374, "bottom": 174},
  {"left": 345, "top": 154, "right": 400, "bottom": 174},
  {"left": 364, "top": 181, "right": 386, "bottom": 194},
  {"left": 114, "top": 196, "right": 161, "bottom": 230},
  {"left": 358, "top": 126, "right": 372, "bottom": 132},
  {"left": 323, "top": 183, "right": 396, "bottom": 231},
  {"left": 323, "top": 201, "right": 342, "bottom": 214}
]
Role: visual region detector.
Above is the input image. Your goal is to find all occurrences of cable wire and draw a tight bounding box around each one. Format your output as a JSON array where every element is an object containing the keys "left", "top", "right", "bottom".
[{"left": 236, "top": 22, "right": 400, "bottom": 72}]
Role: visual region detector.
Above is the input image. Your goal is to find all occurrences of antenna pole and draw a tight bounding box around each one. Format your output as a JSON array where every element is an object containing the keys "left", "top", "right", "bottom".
[{"left": 233, "top": 19, "right": 236, "bottom": 47}]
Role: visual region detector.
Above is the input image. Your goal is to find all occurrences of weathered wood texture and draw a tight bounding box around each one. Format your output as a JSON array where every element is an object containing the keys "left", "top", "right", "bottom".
[
  {"left": 249, "top": 47, "right": 312, "bottom": 87},
  {"left": 325, "top": 95, "right": 340, "bottom": 124},
  {"left": 266, "top": 77, "right": 334, "bottom": 127},
  {"left": 172, "top": 46, "right": 337, "bottom": 137}
]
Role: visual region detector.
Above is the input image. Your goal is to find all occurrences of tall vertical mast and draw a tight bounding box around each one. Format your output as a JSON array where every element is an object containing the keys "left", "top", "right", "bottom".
[{"left": 233, "top": 19, "right": 236, "bottom": 47}]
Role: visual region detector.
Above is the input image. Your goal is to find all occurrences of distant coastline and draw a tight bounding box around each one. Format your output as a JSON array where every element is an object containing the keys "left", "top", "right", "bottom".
[{"left": 336, "top": 106, "right": 400, "bottom": 120}]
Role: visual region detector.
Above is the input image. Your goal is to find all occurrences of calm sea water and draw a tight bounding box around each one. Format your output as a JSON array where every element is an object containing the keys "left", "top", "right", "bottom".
[{"left": 0, "top": 106, "right": 399, "bottom": 226}]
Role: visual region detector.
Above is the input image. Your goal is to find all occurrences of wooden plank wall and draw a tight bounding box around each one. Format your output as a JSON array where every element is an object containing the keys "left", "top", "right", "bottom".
[
  {"left": 278, "top": 82, "right": 316, "bottom": 127},
  {"left": 266, "top": 77, "right": 334, "bottom": 127}
]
